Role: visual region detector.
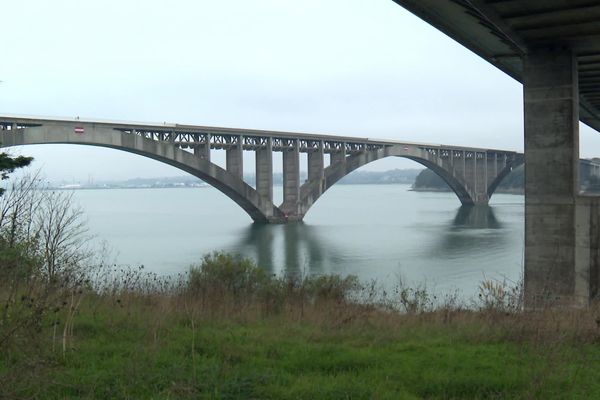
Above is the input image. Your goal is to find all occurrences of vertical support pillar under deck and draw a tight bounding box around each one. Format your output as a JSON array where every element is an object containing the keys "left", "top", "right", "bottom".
[
  {"left": 486, "top": 153, "right": 497, "bottom": 192},
  {"left": 255, "top": 137, "right": 273, "bottom": 203},
  {"left": 327, "top": 143, "right": 348, "bottom": 188},
  {"left": 474, "top": 152, "right": 488, "bottom": 203},
  {"left": 308, "top": 141, "right": 324, "bottom": 182},
  {"left": 300, "top": 141, "right": 326, "bottom": 216},
  {"left": 463, "top": 152, "right": 476, "bottom": 196},
  {"left": 454, "top": 151, "right": 465, "bottom": 181},
  {"left": 281, "top": 139, "right": 300, "bottom": 218},
  {"left": 226, "top": 135, "right": 244, "bottom": 179},
  {"left": 523, "top": 49, "right": 593, "bottom": 308},
  {"left": 194, "top": 133, "right": 211, "bottom": 162},
  {"left": 330, "top": 143, "right": 347, "bottom": 166}
]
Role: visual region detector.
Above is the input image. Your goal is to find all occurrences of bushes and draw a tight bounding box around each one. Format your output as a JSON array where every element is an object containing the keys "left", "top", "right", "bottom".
[
  {"left": 185, "top": 253, "right": 361, "bottom": 316},
  {"left": 188, "top": 252, "right": 271, "bottom": 300},
  {"left": 477, "top": 278, "right": 523, "bottom": 312}
]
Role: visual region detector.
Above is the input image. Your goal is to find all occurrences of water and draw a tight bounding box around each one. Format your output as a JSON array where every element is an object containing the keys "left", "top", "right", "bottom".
[{"left": 72, "top": 184, "right": 524, "bottom": 297}]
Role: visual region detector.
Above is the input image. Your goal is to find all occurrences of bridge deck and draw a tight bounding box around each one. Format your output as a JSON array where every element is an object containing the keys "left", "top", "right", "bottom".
[{"left": 0, "top": 114, "right": 517, "bottom": 155}]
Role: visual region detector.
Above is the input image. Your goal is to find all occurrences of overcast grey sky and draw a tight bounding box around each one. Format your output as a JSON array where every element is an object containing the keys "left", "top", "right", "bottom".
[{"left": 2, "top": 0, "right": 599, "bottom": 182}]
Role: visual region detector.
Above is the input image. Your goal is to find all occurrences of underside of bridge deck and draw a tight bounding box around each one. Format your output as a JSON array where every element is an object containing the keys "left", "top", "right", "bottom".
[{"left": 393, "top": 0, "right": 600, "bottom": 308}]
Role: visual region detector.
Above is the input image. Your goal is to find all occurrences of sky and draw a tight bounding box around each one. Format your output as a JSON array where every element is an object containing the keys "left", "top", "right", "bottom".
[{"left": 2, "top": 0, "right": 599, "bottom": 183}]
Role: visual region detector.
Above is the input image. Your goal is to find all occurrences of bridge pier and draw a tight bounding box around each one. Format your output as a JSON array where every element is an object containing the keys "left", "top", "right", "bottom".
[{"left": 523, "top": 49, "right": 599, "bottom": 308}]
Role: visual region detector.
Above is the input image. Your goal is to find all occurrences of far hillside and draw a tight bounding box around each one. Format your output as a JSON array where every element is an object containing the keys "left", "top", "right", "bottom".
[
  {"left": 51, "top": 169, "right": 425, "bottom": 189},
  {"left": 412, "top": 166, "right": 524, "bottom": 195},
  {"left": 412, "top": 164, "right": 600, "bottom": 195}
]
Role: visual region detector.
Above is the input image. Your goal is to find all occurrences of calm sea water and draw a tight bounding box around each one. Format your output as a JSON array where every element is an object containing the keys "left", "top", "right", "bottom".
[{"left": 72, "top": 184, "right": 524, "bottom": 297}]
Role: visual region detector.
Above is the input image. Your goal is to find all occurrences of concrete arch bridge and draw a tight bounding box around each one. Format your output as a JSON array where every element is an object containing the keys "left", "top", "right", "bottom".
[{"left": 0, "top": 115, "right": 523, "bottom": 223}]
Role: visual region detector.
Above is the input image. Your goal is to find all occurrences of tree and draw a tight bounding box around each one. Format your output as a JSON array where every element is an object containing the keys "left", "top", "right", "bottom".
[
  {"left": 37, "top": 190, "right": 90, "bottom": 279},
  {"left": 0, "top": 173, "right": 91, "bottom": 279},
  {"left": 0, "top": 152, "right": 33, "bottom": 196}
]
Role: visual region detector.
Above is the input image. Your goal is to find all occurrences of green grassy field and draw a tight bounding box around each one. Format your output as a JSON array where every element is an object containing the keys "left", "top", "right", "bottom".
[
  {"left": 3, "top": 254, "right": 600, "bottom": 399},
  {"left": 3, "top": 297, "right": 600, "bottom": 399}
]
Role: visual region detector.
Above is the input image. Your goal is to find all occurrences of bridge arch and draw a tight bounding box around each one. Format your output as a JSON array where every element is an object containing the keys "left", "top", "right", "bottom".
[
  {"left": 486, "top": 164, "right": 518, "bottom": 199},
  {"left": 299, "top": 145, "right": 522, "bottom": 219},
  {"left": 0, "top": 124, "right": 286, "bottom": 223},
  {"left": 404, "top": 156, "right": 475, "bottom": 203}
]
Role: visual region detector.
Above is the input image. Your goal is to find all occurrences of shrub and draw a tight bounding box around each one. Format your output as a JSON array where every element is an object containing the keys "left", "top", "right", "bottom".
[
  {"left": 477, "top": 277, "right": 523, "bottom": 312},
  {"left": 187, "top": 252, "right": 271, "bottom": 300}
]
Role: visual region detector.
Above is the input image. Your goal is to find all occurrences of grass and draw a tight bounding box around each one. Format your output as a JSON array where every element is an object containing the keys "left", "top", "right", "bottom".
[
  {"left": 2, "top": 253, "right": 600, "bottom": 399},
  {"left": 4, "top": 300, "right": 600, "bottom": 399}
]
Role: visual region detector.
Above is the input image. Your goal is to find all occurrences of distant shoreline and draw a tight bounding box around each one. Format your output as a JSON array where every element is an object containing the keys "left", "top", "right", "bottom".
[
  {"left": 51, "top": 181, "right": 418, "bottom": 191},
  {"left": 51, "top": 183, "right": 528, "bottom": 193},
  {"left": 411, "top": 186, "right": 524, "bottom": 195},
  {"left": 47, "top": 169, "right": 424, "bottom": 190}
]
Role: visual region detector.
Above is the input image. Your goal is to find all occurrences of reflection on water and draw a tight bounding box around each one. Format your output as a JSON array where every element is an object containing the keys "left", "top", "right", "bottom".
[
  {"left": 452, "top": 205, "right": 501, "bottom": 229},
  {"left": 233, "top": 204, "right": 510, "bottom": 281},
  {"left": 430, "top": 205, "right": 508, "bottom": 262},
  {"left": 72, "top": 185, "right": 525, "bottom": 296},
  {"left": 235, "top": 222, "right": 343, "bottom": 276}
]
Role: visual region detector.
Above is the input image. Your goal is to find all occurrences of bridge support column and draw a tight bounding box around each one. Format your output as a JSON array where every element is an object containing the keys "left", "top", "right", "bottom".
[
  {"left": 281, "top": 139, "right": 300, "bottom": 219},
  {"left": 474, "top": 152, "right": 488, "bottom": 203},
  {"left": 486, "top": 153, "right": 497, "bottom": 191},
  {"left": 194, "top": 134, "right": 211, "bottom": 161},
  {"left": 454, "top": 151, "right": 466, "bottom": 181},
  {"left": 330, "top": 144, "right": 346, "bottom": 166},
  {"left": 457, "top": 152, "right": 477, "bottom": 205},
  {"left": 327, "top": 144, "right": 348, "bottom": 186},
  {"left": 226, "top": 135, "right": 244, "bottom": 179},
  {"left": 299, "top": 141, "right": 326, "bottom": 216},
  {"left": 523, "top": 49, "right": 598, "bottom": 308},
  {"left": 308, "top": 141, "right": 324, "bottom": 182},
  {"left": 255, "top": 138, "right": 273, "bottom": 202},
  {"left": 440, "top": 151, "right": 452, "bottom": 178}
]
